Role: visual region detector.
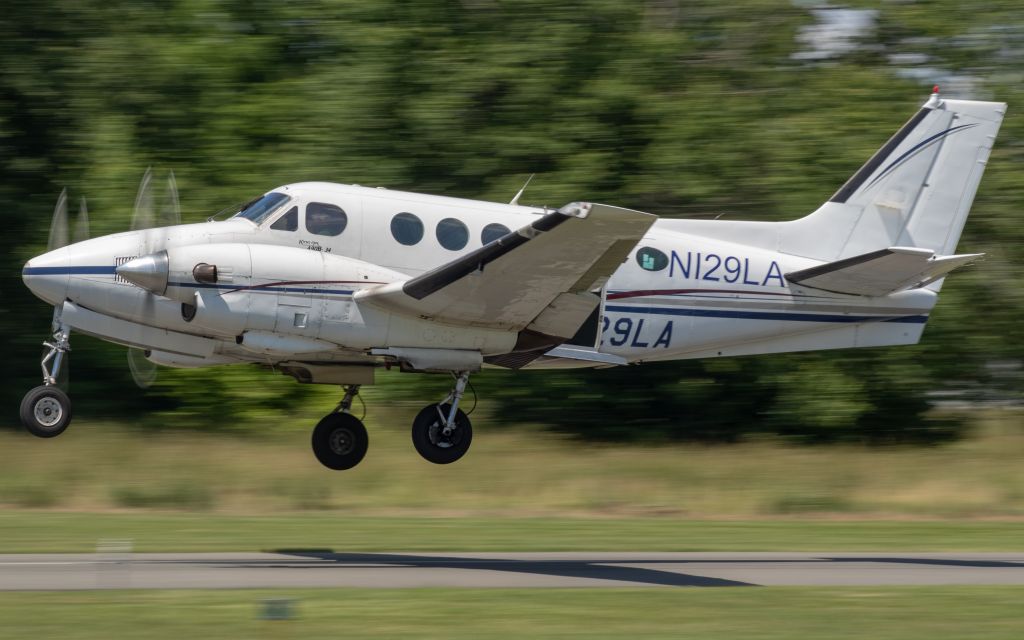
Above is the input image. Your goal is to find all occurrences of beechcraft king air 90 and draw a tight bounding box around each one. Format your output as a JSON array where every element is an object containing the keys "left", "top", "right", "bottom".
[{"left": 20, "top": 91, "right": 1005, "bottom": 469}]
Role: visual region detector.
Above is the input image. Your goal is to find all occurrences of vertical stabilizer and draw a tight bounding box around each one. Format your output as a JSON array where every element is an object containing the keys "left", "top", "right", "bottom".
[
  {"left": 659, "top": 93, "right": 1005, "bottom": 266},
  {"left": 824, "top": 94, "right": 1005, "bottom": 259}
]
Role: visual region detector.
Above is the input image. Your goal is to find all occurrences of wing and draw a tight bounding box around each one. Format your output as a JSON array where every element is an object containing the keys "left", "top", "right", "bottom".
[
  {"left": 356, "top": 202, "right": 656, "bottom": 339},
  {"left": 786, "top": 246, "right": 982, "bottom": 296}
]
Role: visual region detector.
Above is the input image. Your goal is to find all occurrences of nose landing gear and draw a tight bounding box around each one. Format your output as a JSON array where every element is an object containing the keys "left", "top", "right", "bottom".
[
  {"left": 311, "top": 385, "right": 369, "bottom": 470},
  {"left": 411, "top": 371, "right": 474, "bottom": 465},
  {"left": 20, "top": 326, "right": 73, "bottom": 438}
]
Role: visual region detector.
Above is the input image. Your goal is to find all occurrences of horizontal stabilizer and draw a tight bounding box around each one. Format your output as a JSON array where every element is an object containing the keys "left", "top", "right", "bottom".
[
  {"left": 786, "top": 246, "right": 982, "bottom": 296},
  {"left": 357, "top": 203, "right": 656, "bottom": 335}
]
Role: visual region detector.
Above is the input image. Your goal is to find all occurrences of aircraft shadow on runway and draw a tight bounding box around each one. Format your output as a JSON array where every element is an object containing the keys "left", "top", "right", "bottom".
[
  {"left": 258, "top": 553, "right": 1024, "bottom": 587},
  {"left": 135, "top": 553, "right": 1024, "bottom": 588},
  {"left": 257, "top": 551, "right": 755, "bottom": 588}
]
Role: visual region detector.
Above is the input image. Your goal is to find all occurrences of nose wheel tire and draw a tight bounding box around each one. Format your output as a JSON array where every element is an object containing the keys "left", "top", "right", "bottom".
[
  {"left": 20, "top": 386, "right": 72, "bottom": 438},
  {"left": 311, "top": 412, "right": 368, "bottom": 470},
  {"left": 411, "top": 403, "right": 473, "bottom": 465}
]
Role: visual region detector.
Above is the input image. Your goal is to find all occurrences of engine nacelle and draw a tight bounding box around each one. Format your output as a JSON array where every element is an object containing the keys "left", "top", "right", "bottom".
[
  {"left": 162, "top": 243, "right": 404, "bottom": 346},
  {"left": 120, "top": 242, "right": 519, "bottom": 356}
]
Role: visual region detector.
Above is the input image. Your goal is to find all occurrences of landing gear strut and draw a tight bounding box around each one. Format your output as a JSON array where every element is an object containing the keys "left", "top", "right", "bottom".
[
  {"left": 311, "top": 384, "right": 369, "bottom": 470},
  {"left": 20, "top": 326, "right": 73, "bottom": 438},
  {"left": 411, "top": 371, "right": 474, "bottom": 465}
]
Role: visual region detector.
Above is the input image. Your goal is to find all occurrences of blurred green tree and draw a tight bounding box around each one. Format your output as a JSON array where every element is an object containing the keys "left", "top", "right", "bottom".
[{"left": 1, "top": 0, "right": 1020, "bottom": 440}]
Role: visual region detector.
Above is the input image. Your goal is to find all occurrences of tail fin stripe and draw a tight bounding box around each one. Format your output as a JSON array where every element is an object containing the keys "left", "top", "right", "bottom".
[
  {"left": 830, "top": 108, "right": 929, "bottom": 204},
  {"left": 864, "top": 123, "right": 978, "bottom": 191}
]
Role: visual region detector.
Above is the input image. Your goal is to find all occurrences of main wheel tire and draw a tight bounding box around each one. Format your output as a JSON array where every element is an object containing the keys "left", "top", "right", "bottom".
[
  {"left": 411, "top": 403, "right": 473, "bottom": 465},
  {"left": 311, "top": 412, "right": 368, "bottom": 470},
  {"left": 20, "top": 385, "right": 72, "bottom": 438}
]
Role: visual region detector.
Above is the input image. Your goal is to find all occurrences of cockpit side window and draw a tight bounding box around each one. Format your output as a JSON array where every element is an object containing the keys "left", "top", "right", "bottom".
[
  {"left": 306, "top": 202, "right": 347, "bottom": 237},
  {"left": 270, "top": 206, "right": 298, "bottom": 231},
  {"left": 234, "top": 192, "right": 291, "bottom": 224}
]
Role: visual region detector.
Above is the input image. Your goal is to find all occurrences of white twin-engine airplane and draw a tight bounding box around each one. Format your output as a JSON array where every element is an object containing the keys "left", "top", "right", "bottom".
[{"left": 20, "top": 91, "right": 1004, "bottom": 470}]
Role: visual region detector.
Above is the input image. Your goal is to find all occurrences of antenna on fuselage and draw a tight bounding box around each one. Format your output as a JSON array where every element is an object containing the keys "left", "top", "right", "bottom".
[{"left": 509, "top": 174, "right": 535, "bottom": 206}]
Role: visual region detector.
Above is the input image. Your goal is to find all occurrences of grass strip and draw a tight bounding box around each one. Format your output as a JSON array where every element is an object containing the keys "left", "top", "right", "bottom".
[
  {"left": 0, "top": 512, "right": 1021, "bottom": 553},
  {"left": 0, "top": 587, "right": 1022, "bottom": 639}
]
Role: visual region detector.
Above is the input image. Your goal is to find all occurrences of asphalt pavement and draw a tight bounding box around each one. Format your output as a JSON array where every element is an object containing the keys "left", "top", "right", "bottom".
[{"left": 2, "top": 552, "right": 1024, "bottom": 590}]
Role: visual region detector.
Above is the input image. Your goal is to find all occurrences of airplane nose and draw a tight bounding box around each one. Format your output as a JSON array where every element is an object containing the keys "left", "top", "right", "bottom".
[{"left": 22, "top": 247, "right": 71, "bottom": 306}]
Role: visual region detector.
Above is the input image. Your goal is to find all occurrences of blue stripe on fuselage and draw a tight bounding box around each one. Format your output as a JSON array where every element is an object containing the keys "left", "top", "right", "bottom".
[
  {"left": 23, "top": 266, "right": 116, "bottom": 275},
  {"left": 25, "top": 268, "right": 923, "bottom": 319},
  {"left": 168, "top": 282, "right": 354, "bottom": 296},
  {"left": 603, "top": 304, "right": 928, "bottom": 324},
  {"left": 21, "top": 268, "right": 354, "bottom": 296}
]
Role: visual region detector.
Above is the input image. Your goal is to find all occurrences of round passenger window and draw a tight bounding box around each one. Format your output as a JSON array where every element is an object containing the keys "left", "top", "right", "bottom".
[
  {"left": 391, "top": 212, "right": 424, "bottom": 246},
  {"left": 436, "top": 218, "right": 469, "bottom": 251},
  {"left": 635, "top": 247, "right": 668, "bottom": 271},
  {"left": 481, "top": 223, "right": 511, "bottom": 245}
]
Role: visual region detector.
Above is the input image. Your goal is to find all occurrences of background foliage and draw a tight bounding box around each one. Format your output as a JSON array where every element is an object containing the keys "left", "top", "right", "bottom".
[{"left": 1, "top": 0, "right": 1021, "bottom": 441}]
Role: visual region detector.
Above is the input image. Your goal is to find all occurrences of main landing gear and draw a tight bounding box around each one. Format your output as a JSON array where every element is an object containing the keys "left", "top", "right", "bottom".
[
  {"left": 20, "top": 326, "right": 73, "bottom": 438},
  {"left": 311, "top": 372, "right": 475, "bottom": 470},
  {"left": 411, "top": 371, "right": 473, "bottom": 465},
  {"left": 311, "top": 385, "right": 369, "bottom": 470}
]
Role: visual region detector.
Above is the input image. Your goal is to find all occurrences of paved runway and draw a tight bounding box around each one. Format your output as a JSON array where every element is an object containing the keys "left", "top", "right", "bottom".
[{"left": 3, "top": 552, "right": 1024, "bottom": 589}]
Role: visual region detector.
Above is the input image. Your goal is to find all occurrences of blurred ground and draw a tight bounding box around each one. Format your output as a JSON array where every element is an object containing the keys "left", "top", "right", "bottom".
[
  {"left": 0, "top": 407, "right": 1021, "bottom": 519},
  {"left": 0, "top": 587, "right": 1022, "bottom": 639},
  {"left": 0, "top": 407, "right": 1021, "bottom": 555},
  {"left": 2, "top": 513, "right": 1023, "bottom": 553}
]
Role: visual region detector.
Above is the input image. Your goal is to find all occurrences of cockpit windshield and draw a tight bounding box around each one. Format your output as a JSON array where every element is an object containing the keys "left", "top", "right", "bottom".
[{"left": 233, "top": 192, "right": 292, "bottom": 224}]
